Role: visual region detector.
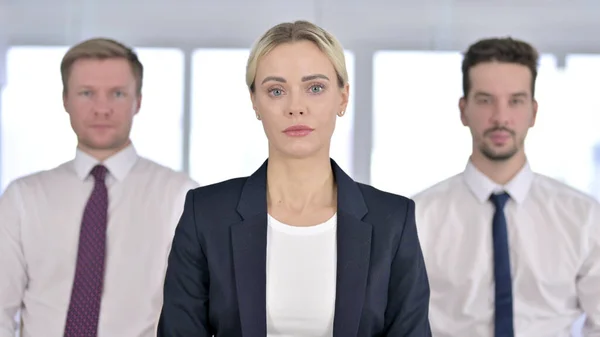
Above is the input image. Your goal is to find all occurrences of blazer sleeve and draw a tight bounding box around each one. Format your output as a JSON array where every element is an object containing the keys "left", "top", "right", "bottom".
[
  {"left": 157, "top": 190, "right": 212, "bottom": 337},
  {"left": 384, "top": 199, "right": 432, "bottom": 336}
]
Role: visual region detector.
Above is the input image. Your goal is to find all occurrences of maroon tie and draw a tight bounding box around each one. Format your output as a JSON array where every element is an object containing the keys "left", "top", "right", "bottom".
[{"left": 64, "top": 165, "right": 108, "bottom": 337}]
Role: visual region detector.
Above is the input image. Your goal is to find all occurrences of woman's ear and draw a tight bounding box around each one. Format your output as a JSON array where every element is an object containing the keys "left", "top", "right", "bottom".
[
  {"left": 250, "top": 90, "right": 260, "bottom": 120},
  {"left": 249, "top": 89, "right": 255, "bottom": 108},
  {"left": 339, "top": 82, "right": 350, "bottom": 113}
]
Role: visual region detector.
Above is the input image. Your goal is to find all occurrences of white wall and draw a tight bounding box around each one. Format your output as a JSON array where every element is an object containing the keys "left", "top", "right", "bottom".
[
  {"left": 0, "top": 3, "right": 594, "bottom": 335},
  {"left": 0, "top": 4, "right": 6, "bottom": 86},
  {"left": 2, "top": 1, "right": 600, "bottom": 54},
  {"left": 3, "top": 1, "right": 600, "bottom": 182},
  {"left": 0, "top": 5, "right": 7, "bottom": 181}
]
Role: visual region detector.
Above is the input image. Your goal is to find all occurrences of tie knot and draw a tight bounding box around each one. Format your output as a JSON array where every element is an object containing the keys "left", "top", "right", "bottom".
[
  {"left": 90, "top": 165, "right": 108, "bottom": 182},
  {"left": 489, "top": 192, "right": 510, "bottom": 209}
]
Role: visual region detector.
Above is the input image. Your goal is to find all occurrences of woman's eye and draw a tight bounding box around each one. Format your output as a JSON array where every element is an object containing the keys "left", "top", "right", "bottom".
[{"left": 310, "top": 85, "right": 323, "bottom": 93}]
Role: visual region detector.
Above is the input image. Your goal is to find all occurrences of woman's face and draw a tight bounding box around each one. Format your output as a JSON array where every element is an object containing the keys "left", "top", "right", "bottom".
[{"left": 250, "top": 40, "right": 349, "bottom": 159}]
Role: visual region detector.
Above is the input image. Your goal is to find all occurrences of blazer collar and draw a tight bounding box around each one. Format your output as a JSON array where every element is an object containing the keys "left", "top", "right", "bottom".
[
  {"left": 236, "top": 158, "right": 368, "bottom": 220},
  {"left": 232, "top": 158, "right": 371, "bottom": 337}
]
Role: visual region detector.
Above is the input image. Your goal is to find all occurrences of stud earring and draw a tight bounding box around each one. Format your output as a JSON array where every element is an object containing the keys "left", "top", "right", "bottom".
[
  {"left": 256, "top": 114, "right": 261, "bottom": 120},
  {"left": 338, "top": 110, "right": 345, "bottom": 117}
]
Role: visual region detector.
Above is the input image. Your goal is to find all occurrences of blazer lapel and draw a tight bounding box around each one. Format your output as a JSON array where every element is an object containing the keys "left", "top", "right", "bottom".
[
  {"left": 230, "top": 159, "right": 372, "bottom": 337},
  {"left": 331, "top": 160, "right": 372, "bottom": 337},
  {"left": 232, "top": 161, "right": 268, "bottom": 337}
]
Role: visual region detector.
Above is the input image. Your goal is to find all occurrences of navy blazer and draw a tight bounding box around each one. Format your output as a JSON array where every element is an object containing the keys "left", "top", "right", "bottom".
[{"left": 158, "top": 159, "right": 431, "bottom": 337}]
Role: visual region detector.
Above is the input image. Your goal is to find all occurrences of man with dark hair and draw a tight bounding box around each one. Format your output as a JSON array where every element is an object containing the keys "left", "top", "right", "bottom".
[{"left": 413, "top": 37, "right": 600, "bottom": 336}]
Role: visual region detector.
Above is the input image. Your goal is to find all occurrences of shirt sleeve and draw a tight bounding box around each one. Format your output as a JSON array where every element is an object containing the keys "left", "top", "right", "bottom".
[
  {"left": 578, "top": 202, "right": 600, "bottom": 336},
  {"left": 0, "top": 181, "right": 27, "bottom": 337}
]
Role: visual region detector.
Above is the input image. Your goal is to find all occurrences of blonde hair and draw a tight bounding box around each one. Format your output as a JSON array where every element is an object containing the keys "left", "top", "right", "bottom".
[
  {"left": 60, "top": 37, "right": 143, "bottom": 95},
  {"left": 246, "top": 20, "right": 348, "bottom": 92}
]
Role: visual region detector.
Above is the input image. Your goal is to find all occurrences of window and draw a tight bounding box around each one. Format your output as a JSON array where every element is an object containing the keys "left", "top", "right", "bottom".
[
  {"left": 562, "top": 54, "right": 600, "bottom": 199},
  {"left": 371, "top": 51, "right": 560, "bottom": 197},
  {"left": 129, "top": 48, "right": 185, "bottom": 172},
  {"left": 1, "top": 46, "right": 73, "bottom": 192},
  {"left": 521, "top": 55, "right": 564, "bottom": 182},
  {"left": 0, "top": 46, "right": 185, "bottom": 192},
  {"left": 189, "top": 48, "right": 355, "bottom": 186},
  {"left": 371, "top": 51, "right": 468, "bottom": 197},
  {"left": 520, "top": 54, "right": 600, "bottom": 198}
]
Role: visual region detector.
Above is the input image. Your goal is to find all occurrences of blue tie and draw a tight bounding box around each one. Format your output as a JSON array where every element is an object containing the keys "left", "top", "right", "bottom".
[{"left": 490, "top": 192, "right": 514, "bottom": 337}]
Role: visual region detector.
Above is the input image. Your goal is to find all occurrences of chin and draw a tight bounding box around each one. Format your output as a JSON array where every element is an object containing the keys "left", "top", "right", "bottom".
[
  {"left": 481, "top": 148, "right": 518, "bottom": 161},
  {"left": 278, "top": 144, "right": 322, "bottom": 159},
  {"left": 82, "top": 138, "right": 126, "bottom": 151}
]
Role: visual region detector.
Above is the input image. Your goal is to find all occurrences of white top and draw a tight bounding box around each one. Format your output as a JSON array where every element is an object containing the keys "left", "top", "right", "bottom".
[
  {"left": 0, "top": 145, "right": 199, "bottom": 337},
  {"left": 266, "top": 213, "right": 337, "bottom": 337},
  {"left": 413, "top": 160, "right": 600, "bottom": 337}
]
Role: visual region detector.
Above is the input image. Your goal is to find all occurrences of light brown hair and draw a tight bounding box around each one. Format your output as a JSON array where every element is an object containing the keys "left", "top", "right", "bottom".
[{"left": 60, "top": 37, "right": 143, "bottom": 96}]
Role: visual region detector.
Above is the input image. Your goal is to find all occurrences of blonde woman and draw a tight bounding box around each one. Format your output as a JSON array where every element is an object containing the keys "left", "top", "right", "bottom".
[{"left": 158, "top": 21, "right": 431, "bottom": 337}]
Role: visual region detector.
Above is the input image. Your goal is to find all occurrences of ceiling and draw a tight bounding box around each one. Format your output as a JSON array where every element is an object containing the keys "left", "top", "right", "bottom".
[{"left": 1, "top": 1, "right": 600, "bottom": 54}]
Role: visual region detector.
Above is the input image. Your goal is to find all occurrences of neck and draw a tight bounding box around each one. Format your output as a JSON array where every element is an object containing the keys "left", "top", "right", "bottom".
[
  {"left": 77, "top": 140, "right": 131, "bottom": 162},
  {"left": 470, "top": 150, "right": 527, "bottom": 185},
  {"left": 266, "top": 153, "right": 335, "bottom": 212}
]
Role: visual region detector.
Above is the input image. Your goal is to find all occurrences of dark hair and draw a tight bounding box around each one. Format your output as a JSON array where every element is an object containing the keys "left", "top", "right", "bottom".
[{"left": 461, "top": 37, "right": 539, "bottom": 98}]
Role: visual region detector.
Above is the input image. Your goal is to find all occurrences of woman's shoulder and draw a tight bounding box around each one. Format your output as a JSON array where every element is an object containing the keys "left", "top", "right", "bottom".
[
  {"left": 186, "top": 176, "right": 249, "bottom": 209},
  {"left": 355, "top": 182, "right": 414, "bottom": 218},
  {"left": 356, "top": 182, "right": 412, "bottom": 205}
]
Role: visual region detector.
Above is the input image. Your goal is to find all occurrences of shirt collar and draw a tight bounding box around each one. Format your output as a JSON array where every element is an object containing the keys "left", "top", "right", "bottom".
[
  {"left": 463, "top": 159, "right": 534, "bottom": 204},
  {"left": 73, "top": 144, "right": 139, "bottom": 181}
]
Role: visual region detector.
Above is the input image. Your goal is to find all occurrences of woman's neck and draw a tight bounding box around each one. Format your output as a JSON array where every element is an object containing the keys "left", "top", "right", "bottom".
[{"left": 266, "top": 154, "right": 336, "bottom": 213}]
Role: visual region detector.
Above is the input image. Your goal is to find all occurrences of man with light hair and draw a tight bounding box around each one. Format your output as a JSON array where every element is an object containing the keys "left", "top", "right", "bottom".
[{"left": 0, "top": 37, "right": 198, "bottom": 337}]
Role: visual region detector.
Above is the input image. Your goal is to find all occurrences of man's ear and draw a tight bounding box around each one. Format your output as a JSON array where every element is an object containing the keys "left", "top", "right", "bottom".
[
  {"left": 459, "top": 97, "right": 468, "bottom": 126},
  {"left": 63, "top": 92, "right": 68, "bottom": 111},
  {"left": 135, "top": 94, "right": 142, "bottom": 115},
  {"left": 531, "top": 99, "right": 538, "bottom": 127}
]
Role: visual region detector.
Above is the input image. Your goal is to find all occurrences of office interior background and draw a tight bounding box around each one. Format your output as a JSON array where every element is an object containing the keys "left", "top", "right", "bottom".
[
  {"left": 1, "top": 1, "right": 599, "bottom": 335},
  {"left": 2, "top": 1, "right": 600, "bottom": 199}
]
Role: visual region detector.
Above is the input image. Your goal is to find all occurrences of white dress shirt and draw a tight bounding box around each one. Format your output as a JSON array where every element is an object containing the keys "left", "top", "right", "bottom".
[
  {"left": 266, "top": 214, "right": 337, "bottom": 337},
  {"left": 413, "top": 161, "right": 600, "bottom": 337},
  {"left": 0, "top": 144, "right": 199, "bottom": 337}
]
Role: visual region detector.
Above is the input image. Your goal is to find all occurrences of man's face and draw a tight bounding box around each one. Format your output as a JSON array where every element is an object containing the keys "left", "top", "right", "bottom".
[
  {"left": 460, "top": 61, "right": 537, "bottom": 161},
  {"left": 63, "top": 57, "right": 141, "bottom": 155}
]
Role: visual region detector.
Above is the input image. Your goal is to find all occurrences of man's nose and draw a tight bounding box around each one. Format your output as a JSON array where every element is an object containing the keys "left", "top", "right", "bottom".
[
  {"left": 490, "top": 102, "right": 510, "bottom": 125},
  {"left": 92, "top": 95, "right": 113, "bottom": 117}
]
